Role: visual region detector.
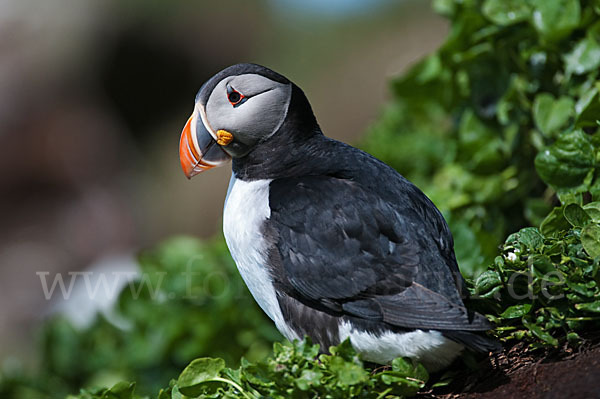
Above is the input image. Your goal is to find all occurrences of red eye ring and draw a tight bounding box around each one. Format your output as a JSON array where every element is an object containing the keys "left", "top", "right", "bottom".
[{"left": 228, "top": 90, "right": 244, "bottom": 106}]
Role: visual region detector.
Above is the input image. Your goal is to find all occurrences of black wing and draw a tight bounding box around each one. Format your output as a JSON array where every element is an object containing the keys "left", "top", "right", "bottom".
[{"left": 265, "top": 174, "right": 490, "bottom": 331}]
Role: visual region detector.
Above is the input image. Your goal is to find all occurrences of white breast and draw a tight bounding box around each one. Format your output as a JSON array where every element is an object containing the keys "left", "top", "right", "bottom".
[{"left": 223, "top": 175, "right": 299, "bottom": 341}]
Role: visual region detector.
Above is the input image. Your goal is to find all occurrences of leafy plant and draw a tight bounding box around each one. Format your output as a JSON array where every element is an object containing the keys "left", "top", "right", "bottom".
[
  {"left": 471, "top": 214, "right": 600, "bottom": 348},
  {"left": 0, "top": 237, "right": 280, "bottom": 399},
  {"left": 361, "top": 0, "right": 600, "bottom": 351},
  {"left": 65, "top": 382, "right": 138, "bottom": 399},
  {"left": 54, "top": 339, "right": 429, "bottom": 399},
  {"left": 163, "top": 339, "right": 427, "bottom": 399},
  {"left": 362, "top": 0, "right": 600, "bottom": 277}
]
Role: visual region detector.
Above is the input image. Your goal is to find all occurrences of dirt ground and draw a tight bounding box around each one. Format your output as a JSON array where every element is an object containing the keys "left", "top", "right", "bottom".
[{"left": 420, "top": 338, "right": 600, "bottom": 399}]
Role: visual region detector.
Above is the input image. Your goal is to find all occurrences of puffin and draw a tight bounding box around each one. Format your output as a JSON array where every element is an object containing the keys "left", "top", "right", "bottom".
[{"left": 179, "top": 63, "right": 500, "bottom": 371}]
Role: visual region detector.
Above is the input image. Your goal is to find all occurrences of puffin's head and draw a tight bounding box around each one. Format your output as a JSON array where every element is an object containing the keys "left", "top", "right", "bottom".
[{"left": 179, "top": 63, "right": 294, "bottom": 179}]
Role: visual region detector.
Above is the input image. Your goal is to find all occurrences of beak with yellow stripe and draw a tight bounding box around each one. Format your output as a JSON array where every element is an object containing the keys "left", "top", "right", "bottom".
[
  {"left": 179, "top": 105, "right": 232, "bottom": 179},
  {"left": 179, "top": 63, "right": 294, "bottom": 180}
]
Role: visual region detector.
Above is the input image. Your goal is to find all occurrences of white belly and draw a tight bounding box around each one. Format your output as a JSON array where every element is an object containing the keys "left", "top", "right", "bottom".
[
  {"left": 223, "top": 175, "right": 299, "bottom": 341},
  {"left": 339, "top": 321, "right": 464, "bottom": 371}
]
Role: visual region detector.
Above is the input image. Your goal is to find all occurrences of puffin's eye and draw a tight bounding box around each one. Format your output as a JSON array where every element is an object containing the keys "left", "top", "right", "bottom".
[{"left": 227, "top": 89, "right": 245, "bottom": 107}]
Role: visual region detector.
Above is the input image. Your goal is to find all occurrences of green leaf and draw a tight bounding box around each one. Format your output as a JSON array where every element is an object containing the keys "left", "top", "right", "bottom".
[
  {"left": 177, "top": 358, "right": 225, "bottom": 396},
  {"left": 295, "top": 369, "right": 323, "bottom": 391},
  {"left": 170, "top": 385, "right": 184, "bottom": 399},
  {"left": 391, "top": 356, "right": 413, "bottom": 374},
  {"left": 328, "top": 357, "right": 368, "bottom": 386},
  {"left": 415, "top": 54, "right": 442, "bottom": 84},
  {"left": 533, "top": 93, "right": 574, "bottom": 137},
  {"left": 567, "top": 281, "right": 596, "bottom": 297},
  {"left": 575, "top": 301, "right": 600, "bottom": 313},
  {"left": 534, "top": 130, "right": 595, "bottom": 189},
  {"left": 531, "top": 0, "right": 580, "bottom": 39},
  {"left": 375, "top": 358, "right": 429, "bottom": 396},
  {"left": 581, "top": 224, "right": 600, "bottom": 257},
  {"left": 482, "top": 0, "right": 531, "bottom": 26},
  {"left": 517, "top": 227, "right": 544, "bottom": 250},
  {"left": 102, "top": 382, "right": 135, "bottom": 399},
  {"left": 592, "top": 176, "right": 600, "bottom": 202},
  {"left": 564, "top": 203, "right": 592, "bottom": 227},
  {"left": 583, "top": 202, "right": 600, "bottom": 222},
  {"left": 458, "top": 110, "right": 506, "bottom": 172},
  {"left": 567, "top": 332, "right": 581, "bottom": 344},
  {"left": 557, "top": 187, "right": 587, "bottom": 206},
  {"left": 241, "top": 361, "right": 274, "bottom": 388},
  {"left": 522, "top": 318, "right": 559, "bottom": 346},
  {"left": 575, "top": 86, "right": 600, "bottom": 127},
  {"left": 540, "top": 206, "right": 571, "bottom": 236},
  {"left": 474, "top": 270, "right": 502, "bottom": 297},
  {"left": 432, "top": 0, "right": 456, "bottom": 17},
  {"left": 390, "top": 357, "right": 428, "bottom": 382},
  {"left": 530, "top": 254, "right": 556, "bottom": 277},
  {"left": 564, "top": 36, "right": 600, "bottom": 76},
  {"left": 379, "top": 372, "right": 426, "bottom": 396},
  {"left": 328, "top": 338, "right": 357, "bottom": 361},
  {"left": 500, "top": 304, "right": 532, "bottom": 318}
]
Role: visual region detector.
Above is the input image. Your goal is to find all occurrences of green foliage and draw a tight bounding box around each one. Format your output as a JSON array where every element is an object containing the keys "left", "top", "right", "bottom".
[
  {"left": 0, "top": 237, "right": 279, "bottom": 399},
  {"left": 362, "top": 0, "right": 600, "bottom": 277},
  {"left": 471, "top": 220, "right": 600, "bottom": 348},
  {"left": 363, "top": 0, "right": 600, "bottom": 352},
  {"left": 65, "top": 382, "right": 138, "bottom": 399},
  {"left": 58, "top": 339, "right": 428, "bottom": 399},
  {"left": 165, "top": 339, "right": 427, "bottom": 399}
]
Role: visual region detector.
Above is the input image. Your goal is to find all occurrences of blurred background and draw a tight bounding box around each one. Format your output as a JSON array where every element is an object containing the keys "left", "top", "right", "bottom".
[{"left": 0, "top": 0, "right": 448, "bottom": 368}]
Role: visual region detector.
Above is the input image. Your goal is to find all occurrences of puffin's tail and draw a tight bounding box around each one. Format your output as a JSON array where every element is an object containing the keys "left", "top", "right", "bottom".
[{"left": 441, "top": 330, "right": 502, "bottom": 353}]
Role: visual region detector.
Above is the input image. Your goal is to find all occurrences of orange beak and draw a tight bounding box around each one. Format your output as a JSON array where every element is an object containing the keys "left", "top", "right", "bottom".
[{"left": 179, "top": 109, "right": 231, "bottom": 179}]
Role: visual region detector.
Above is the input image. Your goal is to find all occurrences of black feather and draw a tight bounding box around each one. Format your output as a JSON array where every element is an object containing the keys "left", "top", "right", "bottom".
[
  {"left": 255, "top": 137, "right": 489, "bottom": 338},
  {"left": 441, "top": 330, "right": 503, "bottom": 353}
]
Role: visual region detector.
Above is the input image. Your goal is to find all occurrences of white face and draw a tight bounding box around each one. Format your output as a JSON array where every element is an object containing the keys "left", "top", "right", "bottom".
[
  {"left": 203, "top": 74, "right": 292, "bottom": 157},
  {"left": 180, "top": 67, "right": 294, "bottom": 178}
]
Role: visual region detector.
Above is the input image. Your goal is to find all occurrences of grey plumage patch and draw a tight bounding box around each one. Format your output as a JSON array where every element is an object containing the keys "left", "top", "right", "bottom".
[{"left": 205, "top": 74, "right": 292, "bottom": 156}]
